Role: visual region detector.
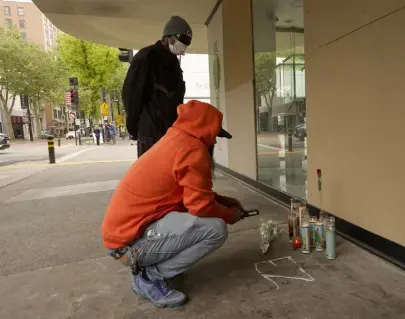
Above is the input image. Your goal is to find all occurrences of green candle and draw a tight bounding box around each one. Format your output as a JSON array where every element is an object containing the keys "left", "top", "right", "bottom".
[{"left": 325, "top": 217, "right": 336, "bottom": 260}]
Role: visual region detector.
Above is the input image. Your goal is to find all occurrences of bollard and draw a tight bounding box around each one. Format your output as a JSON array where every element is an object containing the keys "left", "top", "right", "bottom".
[
  {"left": 58, "top": 137, "right": 61, "bottom": 147},
  {"left": 288, "top": 130, "right": 293, "bottom": 152},
  {"left": 47, "top": 135, "right": 56, "bottom": 164}
]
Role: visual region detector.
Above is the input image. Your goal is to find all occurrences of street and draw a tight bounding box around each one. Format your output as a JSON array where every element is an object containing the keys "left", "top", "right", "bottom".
[
  {"left": 0, "top": 140, "right": 404, "bottom": 319},
  {"left": 0, "top": 139, "right": 79, "bottom": 167}
]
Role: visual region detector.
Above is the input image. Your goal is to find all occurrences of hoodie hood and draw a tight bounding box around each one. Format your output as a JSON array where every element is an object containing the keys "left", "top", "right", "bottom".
[{"left": 172, "top": 100, "right": 223, "bottom": 147}]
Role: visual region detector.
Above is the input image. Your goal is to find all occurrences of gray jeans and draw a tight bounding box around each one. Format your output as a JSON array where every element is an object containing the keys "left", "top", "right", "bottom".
[{"left": 132, "top": 212, "right": 228, "bottom": 281}]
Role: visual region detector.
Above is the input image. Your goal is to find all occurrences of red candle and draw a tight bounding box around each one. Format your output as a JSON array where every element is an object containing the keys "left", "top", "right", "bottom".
[{"left": 292, "top": 236, "right": 302, "bottom": 250}]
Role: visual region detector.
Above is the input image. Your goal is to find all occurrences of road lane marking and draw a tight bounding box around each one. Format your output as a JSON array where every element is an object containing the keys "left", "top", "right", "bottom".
[
  {"left": 6, "top": 180, "right": 120, "bottom": 203},
  {"left": 56, "top": 159, "right": 135, "bottom": 166},
  {"left": 257, "top": 143, "right": 280, "bottom": 151},
  {"left": 258, "top": 150, "right": 305, "bottom": 155},
  {"left": 57, "top": 147, "right": 96, "bottom": 163},
  {"left": 58, "top": 143, "right": 75, "bottom": 148},
  {"left": 0, "top": 159, "right": 134, "bottom": 170}
]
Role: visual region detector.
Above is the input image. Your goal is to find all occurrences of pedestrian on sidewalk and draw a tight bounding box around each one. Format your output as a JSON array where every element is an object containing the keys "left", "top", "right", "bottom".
[
  {"left": 122, "top": 16, "right": 192, "bottom": 157},
  {"left": 108, "top": 123, "right": 117, "bottom": 145},
  {"left": 102, "top": 100, "right": 243, "bottom": 308},
  {"left": 93, "top": 126, "right": 101, "bottom": 146}
]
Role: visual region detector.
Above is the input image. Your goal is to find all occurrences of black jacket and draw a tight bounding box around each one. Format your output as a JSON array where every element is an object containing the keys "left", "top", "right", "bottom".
[{"left": 122, "top": 41, "right": 185, "bottom": 142}]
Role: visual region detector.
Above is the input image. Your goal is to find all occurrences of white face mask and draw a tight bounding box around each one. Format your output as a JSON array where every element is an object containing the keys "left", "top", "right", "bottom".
[{"left": 169, "top": 39, "right": 187, "bottom": 56}]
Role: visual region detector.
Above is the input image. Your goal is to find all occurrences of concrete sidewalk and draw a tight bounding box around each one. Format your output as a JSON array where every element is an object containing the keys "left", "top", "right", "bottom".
[{"left": 0, "top": 171, "right": 404, "bottom": 318}]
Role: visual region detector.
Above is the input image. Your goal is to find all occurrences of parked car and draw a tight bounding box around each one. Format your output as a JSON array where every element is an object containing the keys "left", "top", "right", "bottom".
[
  {"left": 65, "top": 130, "right": 80, "bottom": 139},
  {"left": 293, "top": 123, "right": 306, "bottom": 141},
  {"left": 0, "top": 133, "right": 10, "bottom": 150},
  {"left": 40, "top": 130, "right": 50, "bottom": 139}
]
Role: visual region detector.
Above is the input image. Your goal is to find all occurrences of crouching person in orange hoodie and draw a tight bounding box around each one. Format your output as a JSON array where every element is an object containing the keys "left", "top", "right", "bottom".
[{"left": 101, "top": 100, "right": 244, "bottom": 308}]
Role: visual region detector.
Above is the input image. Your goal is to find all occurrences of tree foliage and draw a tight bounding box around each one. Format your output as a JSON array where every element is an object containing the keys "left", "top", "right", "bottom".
[
  {"left": 0, "top": 26, "right": 67, "bottom": 139},
  {"left": 255, "top": 52, "right": 277, "bottom": 109},
  {"left": 57, "top": 34, "right": 125, "bottom": 125}
]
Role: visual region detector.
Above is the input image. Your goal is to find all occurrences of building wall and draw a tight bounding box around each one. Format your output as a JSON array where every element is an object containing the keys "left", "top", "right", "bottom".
[
  {"left": 207, "top": 0, "right": 257, "bottom": 179},
  {"left": 305, "top": 0, "right": 405, "bottom": 246},
  {"left": 207, "top": 3, "right": 228, "bottom": 167},
  {"left": 1, "top": 0, "right": 45, "bottom": 48}
]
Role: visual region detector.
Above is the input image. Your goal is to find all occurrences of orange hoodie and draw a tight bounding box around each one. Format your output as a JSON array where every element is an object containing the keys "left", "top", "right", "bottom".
[{"left": 102, "top": 100, "right": 234, "bottom": 249}]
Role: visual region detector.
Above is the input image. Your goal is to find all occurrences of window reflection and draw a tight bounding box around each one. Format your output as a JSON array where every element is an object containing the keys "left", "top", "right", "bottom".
[{"left": 253, "top": 0, "right": 307, "bottom": 199}]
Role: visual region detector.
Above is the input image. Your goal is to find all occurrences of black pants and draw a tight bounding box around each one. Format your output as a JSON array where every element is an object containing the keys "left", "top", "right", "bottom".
[
  {"left": 137, "top": 140, "right": 154, "bottom": 157},
  {"left": 95, "top": 136, "right": 100, "bottom": 146},
  {"left": 137, "top": 136, "right": 161, "bottom": 157}
]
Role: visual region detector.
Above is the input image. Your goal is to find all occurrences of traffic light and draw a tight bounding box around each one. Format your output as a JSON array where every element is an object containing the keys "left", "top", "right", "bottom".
[
  {"left": 70, "top": 89, "right": 78, "bottom": 105},
  {"left": 69, "top": 77, "right": 78, "bottom": 86},
  {"left": 118, "top": 48, "right": 133, "bottom": 63}
]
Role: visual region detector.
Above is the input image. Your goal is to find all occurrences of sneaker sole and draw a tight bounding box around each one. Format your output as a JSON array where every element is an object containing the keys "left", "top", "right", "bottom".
[{"left": 132, "top": 287, "right": 187, "bottom": 308}]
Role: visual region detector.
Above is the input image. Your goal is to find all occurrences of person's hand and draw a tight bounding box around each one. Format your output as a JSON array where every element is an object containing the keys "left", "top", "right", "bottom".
[
  {"left": 225, "top": 197, "right": 243, "bottom": 210},
  {"left": 230, "top": 206, "right": 243, "bottom": 224}
]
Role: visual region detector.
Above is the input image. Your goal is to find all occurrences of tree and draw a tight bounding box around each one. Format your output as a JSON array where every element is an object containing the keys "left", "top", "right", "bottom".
[
  {"left": 106, "top": 63, "right": 128, "bottom": 123},
  {"left": 255, "top": 52, "right": 277, "bottom": 131},
  {"left": 22, "top": 44, "right": 68, "bottom": 137},
  {"left": 57, "top": 34, "right": 124, "bottom": 126},
  {"left": 0, "top": 26, "right": 67, "bottom": 139},
  {"left": 0, "top": 26, "right": 32, "bottom": 139}
]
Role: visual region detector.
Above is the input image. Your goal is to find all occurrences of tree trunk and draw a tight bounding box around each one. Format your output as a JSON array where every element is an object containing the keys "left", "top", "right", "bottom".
[
  {"left": 0, "top": 93, "right": 16, "bottom": 140},
  {"left": 265, "top": 87, "right": 277, "bottom": 132},
  {"left": 88, "top": 116, "right": 93, "bottom": 133},
  {"left": 26, "top": 105, "right": 34, "bottom": 142},
  {"left": 32, "top": 101, "right": 42, "bottom": 139},
  {"left": 34, "top": 109, "right": 41, "bottom": 139},
  {"left": 6, "top": 111, "right": 15, "bottom": 140},
  {"left": 264, "top": 95, "right": 273, "bottom": 132}
]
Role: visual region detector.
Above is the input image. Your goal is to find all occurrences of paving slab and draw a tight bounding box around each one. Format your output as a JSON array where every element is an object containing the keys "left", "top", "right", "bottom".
[{"left": 1, "top": 228, "right": 404, "bottom": 319}]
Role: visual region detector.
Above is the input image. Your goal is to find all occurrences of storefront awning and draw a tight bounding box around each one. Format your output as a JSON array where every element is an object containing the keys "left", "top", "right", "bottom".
[{"left": 32, "top": 0, "right": 217, "bottom": 53}]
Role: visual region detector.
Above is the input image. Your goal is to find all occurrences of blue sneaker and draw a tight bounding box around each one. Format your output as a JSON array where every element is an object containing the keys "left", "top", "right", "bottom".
[{"left": 132, "top": 274, "right": 187, "bottom": 308}]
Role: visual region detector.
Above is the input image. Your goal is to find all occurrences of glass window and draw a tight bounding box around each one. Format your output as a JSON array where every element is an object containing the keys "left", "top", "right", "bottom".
[
  {"left": 20, "top": 32, "right": 27, "bottom": 41},
  {"left": 19, "top": 19, "right": 25, "bottom": 29},
  {"left": 4, "top": 6, "right": 11, "bottom": 16},
  {"left": 252, "top": 0, "right": 306, "bottom": 199},
  {"left": 5, "top": 19, "right": 12, "bottom": 26},
  {"left": 17, "top": 7, "right": 24, "bottom": 16}
]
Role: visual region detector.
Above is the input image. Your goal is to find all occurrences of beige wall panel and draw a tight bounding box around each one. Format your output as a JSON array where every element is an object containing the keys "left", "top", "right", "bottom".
[
  {"left": 207, "top": 3, "right": 229, "bottom": 167},
  {"left": 305, "top": 0, "right": 405, "bottom": 55},
  {"left": 222, "top": 0, "right": 257, "bottom": 179},
  {"left": 306, "top": 5, "right": 405, "bottom": 246},
  {"left": 207, "top": 0, "right": 257, "bottom": 179}
]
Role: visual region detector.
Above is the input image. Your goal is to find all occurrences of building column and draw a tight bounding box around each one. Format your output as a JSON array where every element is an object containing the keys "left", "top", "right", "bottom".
[{"left": 207, "top": 0, "right": 257, "bottom": 179}]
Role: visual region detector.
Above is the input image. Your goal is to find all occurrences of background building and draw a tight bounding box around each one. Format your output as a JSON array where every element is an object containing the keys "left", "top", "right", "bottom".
[
  {"left": 0, "top": 0, "right": 57, "bottom": 50},
  {"left": 0, "top": 0, "right": 59, "bottom": 138}
]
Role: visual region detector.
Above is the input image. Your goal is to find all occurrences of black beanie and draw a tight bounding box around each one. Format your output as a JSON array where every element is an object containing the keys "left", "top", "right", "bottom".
[{"left": 163, "top": 16, "right": 192, "bottom": 39}]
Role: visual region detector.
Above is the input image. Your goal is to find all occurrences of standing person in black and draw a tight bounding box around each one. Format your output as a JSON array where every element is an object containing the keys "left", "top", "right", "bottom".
[
  {"left": 93, "top": 126, "right": 101, "bottom": 146},
  {"left": 122, "top": 16, "right": 192, "bottom": 157}
]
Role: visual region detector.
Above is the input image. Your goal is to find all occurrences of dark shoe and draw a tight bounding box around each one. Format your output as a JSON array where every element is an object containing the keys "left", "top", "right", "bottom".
[{"left": 132, "top": 274, "right": 187, "bottom": 308}]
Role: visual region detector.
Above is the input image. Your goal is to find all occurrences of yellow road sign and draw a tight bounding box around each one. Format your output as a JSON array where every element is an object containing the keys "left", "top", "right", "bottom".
[
  {"left": 100, "top": 103, "right": 109, "bottom": 116},
  {"left": 116, "top": 115, "right": 123, "bottom": 126}
]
